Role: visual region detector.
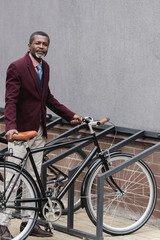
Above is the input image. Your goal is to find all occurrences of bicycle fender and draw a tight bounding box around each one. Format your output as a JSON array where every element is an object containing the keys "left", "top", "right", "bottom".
[
  {"left": 0, "top": 161, "right": 41, "bottom": 197},
  {"left": 81, "top": 157, "right": 102, "bottom": 208}
]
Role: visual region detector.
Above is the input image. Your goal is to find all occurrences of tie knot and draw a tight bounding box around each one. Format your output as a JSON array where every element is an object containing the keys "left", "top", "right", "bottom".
[{"left": 37, "top": 64, "right": 42, "bottom": 71}]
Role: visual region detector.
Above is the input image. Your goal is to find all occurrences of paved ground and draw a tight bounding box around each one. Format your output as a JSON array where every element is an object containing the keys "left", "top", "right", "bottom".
[{"left": 25, "top": 209, "right": 160, "bottom": 240}]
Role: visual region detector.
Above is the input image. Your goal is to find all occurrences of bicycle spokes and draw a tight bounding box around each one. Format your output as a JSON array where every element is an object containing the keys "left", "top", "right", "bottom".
[{"left": 0, "top": 163, "right": 38, "bottom": 239}]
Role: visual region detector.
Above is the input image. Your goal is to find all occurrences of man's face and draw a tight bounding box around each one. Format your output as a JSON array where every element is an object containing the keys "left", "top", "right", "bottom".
[{"left": 28, "top": 35, "right": 49, "bottom": 61}]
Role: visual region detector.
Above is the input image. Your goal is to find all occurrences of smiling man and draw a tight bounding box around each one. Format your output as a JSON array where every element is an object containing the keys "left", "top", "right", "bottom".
[
  {"left": 29, "top": 33, "right": 49, "bottom": 60},
  {"left": 0, "top": 31, "right": 82, "bottom": 240}
]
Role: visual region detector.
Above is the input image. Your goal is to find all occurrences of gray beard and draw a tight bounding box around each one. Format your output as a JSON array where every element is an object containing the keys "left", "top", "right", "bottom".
[{"left": 35, "top": 52, "right": 46, "bottom": 59}]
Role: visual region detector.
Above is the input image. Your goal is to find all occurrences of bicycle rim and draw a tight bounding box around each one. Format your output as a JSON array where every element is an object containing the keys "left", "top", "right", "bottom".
[
  {"left": 0, "top": 162, "right": 38, "bottom": 240},
  {"left": 44, "top": 146, "right": 87, "bottom": 214},
  {"left": 84, "top": 153, "right": 157, "bottom": 235}
]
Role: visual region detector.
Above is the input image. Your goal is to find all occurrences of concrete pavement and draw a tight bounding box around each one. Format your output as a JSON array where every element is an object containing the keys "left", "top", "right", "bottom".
[{"left": 25, "top": 209, "right": 160, "bottom": 240}]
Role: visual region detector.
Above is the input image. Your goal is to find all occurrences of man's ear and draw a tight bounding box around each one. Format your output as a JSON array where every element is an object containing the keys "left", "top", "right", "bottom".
[{"left": 28, "top": 44, "right": 31, "bottom": 51}]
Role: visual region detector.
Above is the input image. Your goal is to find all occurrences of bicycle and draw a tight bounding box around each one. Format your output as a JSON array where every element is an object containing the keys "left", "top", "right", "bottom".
[
  {"left": 0, "top": 117, "right": 157, "bottom": 239},
  {"left": 0, "top": 114, "right": 98, "bottom": 215}
]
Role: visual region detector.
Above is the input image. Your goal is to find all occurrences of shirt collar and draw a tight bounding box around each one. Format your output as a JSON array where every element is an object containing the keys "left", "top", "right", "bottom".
[{"left": 29, "top": 52, "right": 42, "bottom": 69}]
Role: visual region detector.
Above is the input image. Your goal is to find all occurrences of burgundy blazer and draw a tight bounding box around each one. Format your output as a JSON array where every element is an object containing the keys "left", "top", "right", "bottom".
[{"left": 4, "top": 52, "right": 75, "bottom": 137}]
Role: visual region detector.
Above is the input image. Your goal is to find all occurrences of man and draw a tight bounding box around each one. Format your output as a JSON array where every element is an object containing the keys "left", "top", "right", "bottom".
[{"left": 0, "top": 31, "right": 82, "bottom": 240}]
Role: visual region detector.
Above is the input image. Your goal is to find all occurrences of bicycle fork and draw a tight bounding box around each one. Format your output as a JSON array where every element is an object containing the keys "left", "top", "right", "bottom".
[
  {"left": 93, "top": 131, "right": 124, "bottom": 195},
  {"left": 99, "top": 152, "right": 124, "bottom": 195}
]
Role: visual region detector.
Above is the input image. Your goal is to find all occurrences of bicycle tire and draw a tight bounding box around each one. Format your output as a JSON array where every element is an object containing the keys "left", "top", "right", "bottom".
[
  {"left": 84, "top": 152, "right": 157, "bottom": 235},
  {"left": 0, "top": 162, "right": 39, "bottom": 240},
  {"left": 43, "top": 145, "right": 87, "bottom": 214}
]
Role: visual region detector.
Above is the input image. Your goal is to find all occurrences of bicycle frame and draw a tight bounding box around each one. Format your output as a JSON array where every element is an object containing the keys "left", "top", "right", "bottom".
[{"left": 33, "top": 132, "right": 106, "bottom": 200}]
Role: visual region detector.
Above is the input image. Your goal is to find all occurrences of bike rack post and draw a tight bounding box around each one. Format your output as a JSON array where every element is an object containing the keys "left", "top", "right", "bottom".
[
  {"left": 96, "top": 176, "right": 104, "bottom": 240},
  {"left": 53, "top": 166, "right": 98, "bottom": 239},
  {"left": 67, "top": 167, "right": 75, "bottom": 229}
]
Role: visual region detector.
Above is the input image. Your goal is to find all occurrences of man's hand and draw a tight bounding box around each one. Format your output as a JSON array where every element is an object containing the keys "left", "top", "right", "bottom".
[
  {"left": 5, "top": 129, "right": 18, "bottom": 142},
  {"left": 70, "top": 114, "right": 82, "bottom": 125}
]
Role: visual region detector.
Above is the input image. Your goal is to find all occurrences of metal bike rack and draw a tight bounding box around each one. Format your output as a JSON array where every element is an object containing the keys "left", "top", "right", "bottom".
[
  {"left": 96, "top": 133, "right": 160, "bottom": 240},
  {"left": 0, "top": 114, "right": 160, "bottom": 239},
  {"left": 42, "top": 117, "right": 160, "bottom": 240}
]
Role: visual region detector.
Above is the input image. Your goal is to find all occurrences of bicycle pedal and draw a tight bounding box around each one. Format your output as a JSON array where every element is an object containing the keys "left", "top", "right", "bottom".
[{"left": 46, "top": 222, "right": 54, "bottom": 231}]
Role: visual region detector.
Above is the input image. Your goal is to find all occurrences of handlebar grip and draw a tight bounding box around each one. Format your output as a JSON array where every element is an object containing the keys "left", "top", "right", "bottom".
[{"left": 97, "top": 118, "right": 110, "bottom": 125}]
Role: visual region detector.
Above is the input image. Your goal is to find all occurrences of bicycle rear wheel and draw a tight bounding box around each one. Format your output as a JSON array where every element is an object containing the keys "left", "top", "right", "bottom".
[
  {"left": 84, "top": 153, "right": 157, "bottom": 235},
  {"left": 0, "top": 162, "right": 38, "bottom": 240},
  {"left": 44, "top": 145, "right": 87, "bottom": 214}
]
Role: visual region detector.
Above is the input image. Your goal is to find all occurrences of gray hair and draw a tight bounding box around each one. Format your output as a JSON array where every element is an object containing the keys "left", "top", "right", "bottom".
[{"left": 29, "top": 31, "right": 50, "bottom": 45}]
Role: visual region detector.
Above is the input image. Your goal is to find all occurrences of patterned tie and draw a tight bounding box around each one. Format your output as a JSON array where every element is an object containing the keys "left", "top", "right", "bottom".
[{"left": 37, "top": 64, "right": 43, "bottom": 93}]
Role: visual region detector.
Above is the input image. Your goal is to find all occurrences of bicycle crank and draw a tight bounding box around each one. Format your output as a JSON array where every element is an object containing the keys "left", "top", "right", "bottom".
[{"left": 42, "top": 197, "right": 62, "bottom": 223}]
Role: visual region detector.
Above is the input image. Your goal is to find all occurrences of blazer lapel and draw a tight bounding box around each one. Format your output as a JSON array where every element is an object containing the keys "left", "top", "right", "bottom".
[
  {"left": 26, "top": 57, "right": 41, "bottom": 97},
  {"left": 41, "top": 61, "right": 48, "bottom": 99},
  {"left": 24, "top": 53, "right": 48, "bottom": 98}
]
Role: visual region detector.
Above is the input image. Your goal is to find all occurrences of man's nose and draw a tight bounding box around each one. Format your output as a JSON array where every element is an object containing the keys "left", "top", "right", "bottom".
[{"left": 39, "top": 43, "right": 44, "bottom": 48}]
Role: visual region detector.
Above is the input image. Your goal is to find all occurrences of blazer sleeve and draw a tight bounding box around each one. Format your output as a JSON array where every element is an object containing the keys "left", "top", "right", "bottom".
[
  {"left": 46, "top": 87, "right": 75, "bottom": 122},
  {"left": 4, "top": 64, "right": 21, "bottom": 132}
]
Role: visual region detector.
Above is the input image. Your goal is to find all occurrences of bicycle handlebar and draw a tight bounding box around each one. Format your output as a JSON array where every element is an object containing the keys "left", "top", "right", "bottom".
[
  {"left": 10, "top": 117, "right": 110, "bottom": 141},
  {"left": 82, "top": 116, "right": 110, "bottom": 133},
  {"left": 83, "top": 117, "right": 110, "bottom": 125}
]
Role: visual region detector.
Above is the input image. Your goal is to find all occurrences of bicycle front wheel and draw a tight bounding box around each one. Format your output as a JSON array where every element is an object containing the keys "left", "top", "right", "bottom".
[
  {"left": 0, "top": 162, "right": 38, "bottom": 240},
  {"left": 84, "top": 153, "right": 157, "bottom": 235}
]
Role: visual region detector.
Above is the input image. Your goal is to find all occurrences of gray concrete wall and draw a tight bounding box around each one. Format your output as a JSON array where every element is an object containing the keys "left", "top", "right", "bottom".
[{"left": 1, "top": 0, "right": 160, "bottom": 131}]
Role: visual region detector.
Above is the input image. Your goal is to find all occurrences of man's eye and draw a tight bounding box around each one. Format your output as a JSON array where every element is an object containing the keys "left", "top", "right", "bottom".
[{"left": 34, "top": 42, "right": 48, "bottom": 47}]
